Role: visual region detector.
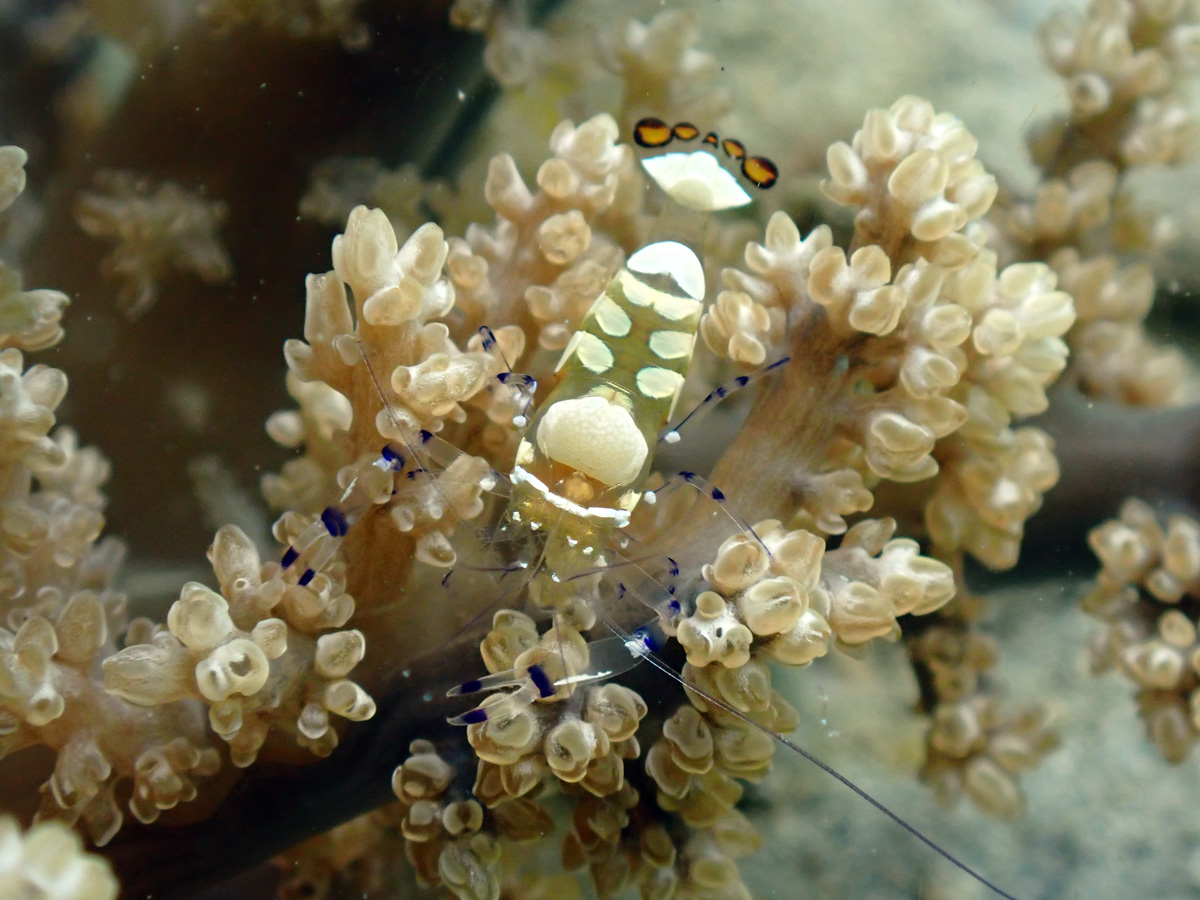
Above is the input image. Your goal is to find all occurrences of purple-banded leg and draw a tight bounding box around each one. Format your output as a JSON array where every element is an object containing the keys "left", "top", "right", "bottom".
[
  {"left": 659, "top": 356, "right": 789, "bottom": 445},
  {"left": 278, "top": 442, "right": 408, "bottom": 584},
  {"left": 478, "top": 326, "right": 537, "bottom": 428},
  {"left": 552, "top": 618, "right": 669, "bottom": 690},
  {"left": 447, "top": 671, "right": 550, "bottom": 726},
  {"left": 642, "top": 470, "right": 771, "bottom": 559},
  {"left": 446, "top": 617, "right": 668, "bottom": 724}
]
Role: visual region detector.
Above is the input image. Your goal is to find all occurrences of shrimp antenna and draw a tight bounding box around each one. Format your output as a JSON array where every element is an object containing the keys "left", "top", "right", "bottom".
[
  {"left": 591, "top": 606, "right": 1025, "bottom": 900},
  {"left": 354, "top": 335, "right": 423, "bottom": 454},
  {"left": 353, "top": 336, "right": 506, "bottom": 527}
]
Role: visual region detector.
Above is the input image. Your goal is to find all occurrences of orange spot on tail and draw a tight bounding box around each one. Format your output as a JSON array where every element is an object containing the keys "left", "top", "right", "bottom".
[
  {"left": 634, "top": 117, "right": 674, "bottom": 148},
  {"left": 741, "top": 156, "right": 779, "bottom": 189},
  {"left": 721, "top": 138, "right": 746, "bottom": 160},
  {"left": 673, "top": 122, "right": 699, "bottom": 141}
]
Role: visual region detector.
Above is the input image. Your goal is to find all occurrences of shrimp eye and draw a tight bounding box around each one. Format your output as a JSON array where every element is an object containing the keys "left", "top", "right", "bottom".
[
  {"left": 634, "top": 117, "right": 674, "bottom": 148},
  {"left": 672, "top": 122, "right": 699, "bottom": 141},
  {"left": 741, "top": 156, "right": 779, "bottom": 189},
  {"left": 702, "top": 132, "right": 719, "bottom": 147},
  {"left": 721, "top": 138, "right": 746, "bottom": 160}
]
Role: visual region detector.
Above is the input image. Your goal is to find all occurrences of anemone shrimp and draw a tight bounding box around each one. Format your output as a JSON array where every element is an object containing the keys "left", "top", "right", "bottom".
[{"left": 270, "top": 116, "right": 1026, "bottom": 900}]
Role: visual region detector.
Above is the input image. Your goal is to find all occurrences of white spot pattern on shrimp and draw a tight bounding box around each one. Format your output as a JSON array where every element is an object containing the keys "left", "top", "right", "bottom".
[
  {"left": 626, "top": 240, "right": 705, "bottom": 300},
  {"left": 618, "top": 270, "right": 702, "bottom": 321},
  {"left": 592, "top": 295, "right": 632, "bottom": 337},
  {"left": 648, "top": 329, "right": 695, "bottom": 360},
  {"left": 635, "top": 365, "right": 685, "bottom": 400},
  {"left": 555, "top": 330, "right": 613, "bottom": 374}
]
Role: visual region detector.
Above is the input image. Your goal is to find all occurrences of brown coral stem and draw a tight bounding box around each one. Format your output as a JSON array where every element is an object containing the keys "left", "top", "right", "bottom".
[
  {"left": 705, "top": 327, "right": 852, "bottom": 527},
  {"left": 99, "top": 624, "right": 676, "bottom": 899},
  {"left": 1025, "top": 387, "right": 1200, "bottom": 563}
]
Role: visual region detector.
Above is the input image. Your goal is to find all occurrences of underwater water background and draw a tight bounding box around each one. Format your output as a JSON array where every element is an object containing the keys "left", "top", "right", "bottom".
[{"left": 3, "top": 0, "right": 1200, "bottom": 898}]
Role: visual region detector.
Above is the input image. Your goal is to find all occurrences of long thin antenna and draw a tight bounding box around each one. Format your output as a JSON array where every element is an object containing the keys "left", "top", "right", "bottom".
[
  {"left": 592, "top": 607, "right": 1024, "bottom": 900},
  {"left": 354, "top": 337, "right": 506, "bottom": 530}
]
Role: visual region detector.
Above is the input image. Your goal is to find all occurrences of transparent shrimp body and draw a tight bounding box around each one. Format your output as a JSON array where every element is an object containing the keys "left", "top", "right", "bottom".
[{"left": 455, "top": 124, "right": 766, "bottom": 717}]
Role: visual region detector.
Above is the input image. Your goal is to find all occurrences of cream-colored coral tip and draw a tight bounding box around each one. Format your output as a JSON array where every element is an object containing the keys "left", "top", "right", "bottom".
[
  {"left": 767, "top": 608, "right": 831, "bottom": 666},
  {"left": 314, "top": 630, "right": 365, "bottom": 678},
  {"left": 824, "top": 141, "right": 868, "bottom": 198},
  {"left": 1121, "top": 640, "right": 1186, "bottom": 690},
  {"left": 442, "top": 800, "right": 484, "bottom": 836},
  {"left": 828, "top": 582, "right": 897, "bottom": 644},
  {"left": 468, "top": 695, "right": 538, "bottom": 759},
  {"left": 737, "top": 577, "right": 806, "bottom": 636},
  {"left": 888, "top": 148, "right": 949, "bottom": 207},
  {"left": 332, "top": 206, "right": 397, "bottom": 290},
  {"left": 535, "top": 157, "right": 577, "bottom": 199},
  {"left": 0, "top": 263, "right": 69, "bottom": 353},
  {"left": 437, "top": 832, "right": 501, "bottom": 900},
  {"left": 168, "top": 582, "right": 235, "bottom": 652},
  {"left": 392, "top": 747, "right": 453, "bottom": 812},
  {"left": 1163, "top": 516, "right": 1200, "bottom": 581},
  {"left": 324, "top": 680, "right": 376, "bottom": 720},
  {"left": 537, "top": 211, "right": 590, "bottom": 265},
  {"left": 860, "top": 107, "right": 905, "bottom": 163},
  {"left": 704, "top": 533, "right": 769, "bottom": 593},
  {"left": 195, "top": 638, "right": 270, "bottom": 702},
  {"left": 585, "top": 683, "right": 647, "bottom": 741},
  {"left": 866, "top": 410, "right": 934, "bottom": 472},
  {"left": 0, "top": 817, "right": 118, "bottom": 900},
  {"left": 701, "top": 290, "right": 773, "bottom": 365},
  {"left": 696, "top": 591, "right": 727, "bottom": 619},
  {"left": 1088, "top": 519, "right": 1154, "bottom": 579},
  {"left": 481, "top": 610, "right": 539, "bottom": 673},
  {"left": 1159, "top": 610, "right": 1196, "bottom": 649},
  {"left": 543, "top": 718, "right": 598, "bottom": 781},
  {"left": 535, "top": 395, "right": 648, "bottom": 486},
  {"left": 677, "top": 593, "right": 753, "bottom": 668},
  {"left": 662, "top": 705, "right": 713, "bottom": 771},
  {"left": 963, "top": 756, "right": 1023, "bottom": 820},
  {"left": 714, "top": 726, "right": 774, "bottom": 778}
]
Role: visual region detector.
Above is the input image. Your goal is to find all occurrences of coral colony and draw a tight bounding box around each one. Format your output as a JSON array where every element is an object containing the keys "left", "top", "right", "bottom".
[{"left": 2, "top": 1, "right": 1200, "bottom": 899}]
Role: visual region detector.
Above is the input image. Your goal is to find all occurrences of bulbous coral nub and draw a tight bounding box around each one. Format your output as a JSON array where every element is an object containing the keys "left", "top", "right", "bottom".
[
  {"left": 194, "top": 638, "right": 270, "bottom": 702},
  {"left": 1085, "top": 501, "right": 1200, "bottom": 761},
  {"left": 0, "top": 262, "right": 69, "bottom": 353},
  {"left": 101, "top": 642, "right": 195, "bottom": 707},
  {"left": 677, "top": 592, "right": 753, "bottom": 668}
]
